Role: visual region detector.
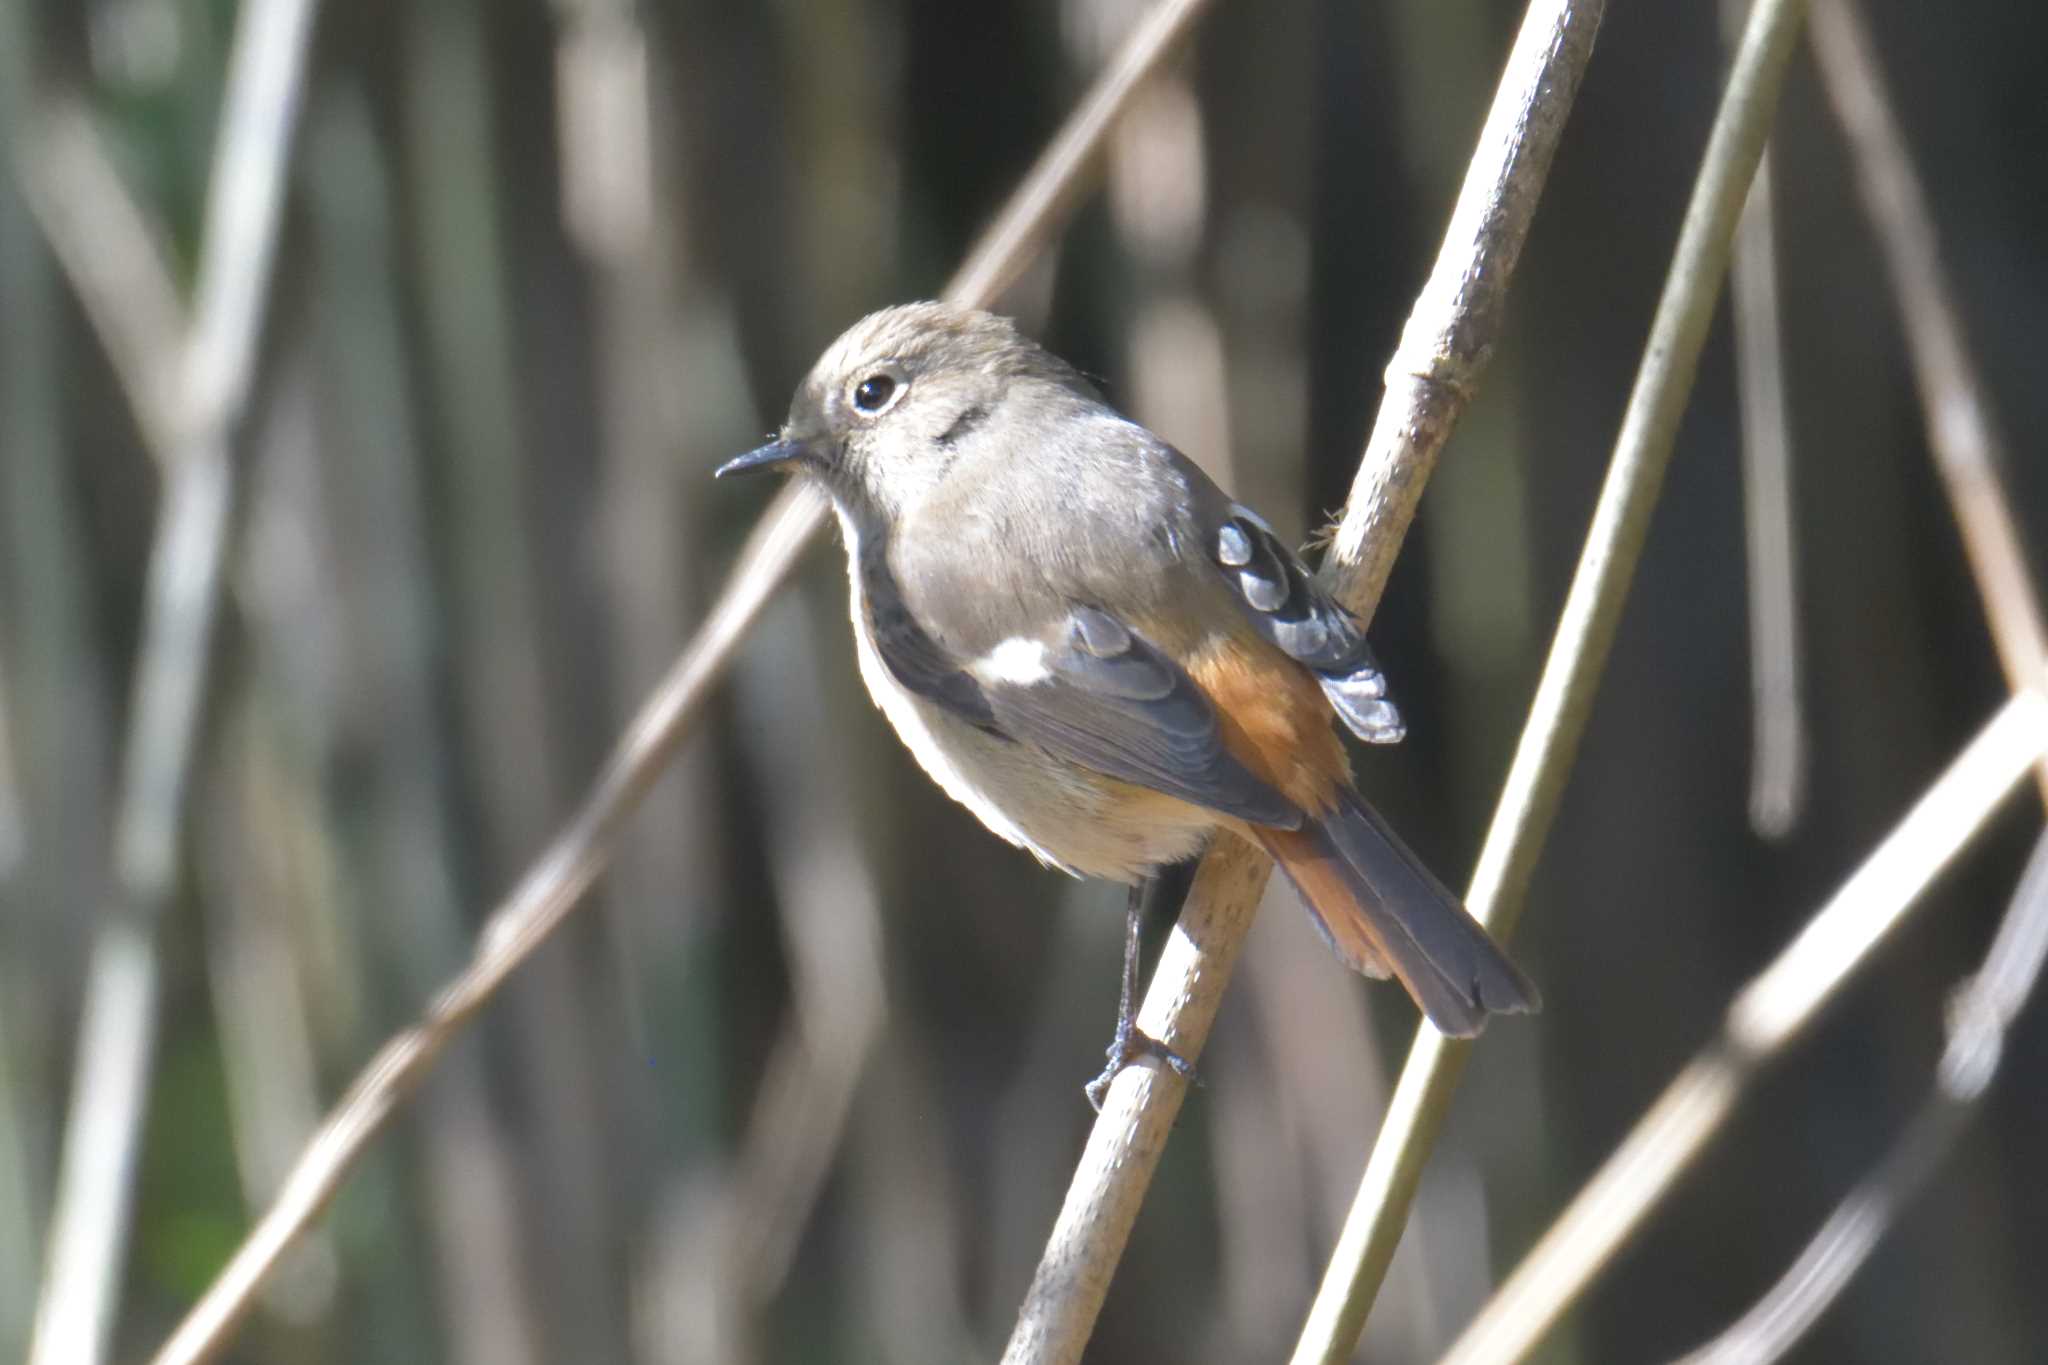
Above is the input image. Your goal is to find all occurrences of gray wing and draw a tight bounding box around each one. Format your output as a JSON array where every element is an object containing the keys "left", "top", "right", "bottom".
[
  {"left": 982, "top": 605, "right": 1302, "bottom": 828},
  {"left": 862, "top": 548, "right": 1300, "bottom": 828},
  {"left": 1205, "top": 507, "right": 1406, "bottom": 744}
]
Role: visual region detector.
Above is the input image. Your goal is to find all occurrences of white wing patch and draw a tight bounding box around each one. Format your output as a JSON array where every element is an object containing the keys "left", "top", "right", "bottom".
[{"left": 972, "top": 637, "right": 1051, "bottom": 685}]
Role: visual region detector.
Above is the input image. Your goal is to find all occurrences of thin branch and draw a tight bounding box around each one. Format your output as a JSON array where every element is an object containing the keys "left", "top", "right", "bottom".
[
  {"left": 1322, "top": 0, "right": 1600, "bottom": 612},
  {"left": 1437, "top": 688, "right": 2048, "bottom": 1365},
  {"left": 1674, "top": 825, "right": 2048, "bottom": 1365},
  {"left": 1453, "top": 17, "right": 2048, "bottom": 1351},
  {"left": 1577, "top": 14, "right": 2048, "bottom": 1345},
  {"left": 28, "top": 3, "right": 320, "bottom": 1363},
  {"left": 1003, "top": 5, "right": 1605, "bottom": 1362},
  {"left": 145, "top": 5, "right": 1219, "bottom": 1360},
  {"left": 1808, "top": 0, "right": 2048, "bottom": 803},
  {"left": 1730, "top": 146, "right": 1807, "bottom": 839},
  {"left": 1292, "top": 0, "right": 1805, "bottom": 1355},
  {"left": 1630, "top": 11, "right": 2048, "bottom": 1356},
  {"left": 1720, "top": 0, "right": 1806, "bottom": 837}
]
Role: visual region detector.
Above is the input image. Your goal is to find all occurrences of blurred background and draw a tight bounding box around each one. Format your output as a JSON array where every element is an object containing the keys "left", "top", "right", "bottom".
[{"left": 2, "top": 0, "right": 2046, "bottom": 1361}]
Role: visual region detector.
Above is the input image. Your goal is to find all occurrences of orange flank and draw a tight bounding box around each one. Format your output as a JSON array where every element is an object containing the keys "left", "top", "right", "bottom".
[
  {"left": 1183, "top": 635, "right": 1349, "bottom": 815},
  {"left": 1178, "top": 632, "right": 1529, "bottom": 1035},
  {"left": 1182, "top": 634, "right": 1406, "bottom": 988}
]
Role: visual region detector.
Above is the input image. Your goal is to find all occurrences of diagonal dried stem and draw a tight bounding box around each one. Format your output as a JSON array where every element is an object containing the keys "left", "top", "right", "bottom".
[
  {"left": 145, "top": 4, "right": 1219, "bottom": 1362},
  {"left": 1503, "top": 13, "right": 2048, "bottom": 1355},
  {"left": 1002, "top": 4, "right": 1605, "bottom": 1362},
  {"left": 1292, "top": 0, "right": 1806, "bottom": 1355},
  {"left": 1439, "top": 688, "right": 2048, "bottom": 1365},
  {"left": 1673, "top": 826, "right": 2048, "bottom": 1365}
]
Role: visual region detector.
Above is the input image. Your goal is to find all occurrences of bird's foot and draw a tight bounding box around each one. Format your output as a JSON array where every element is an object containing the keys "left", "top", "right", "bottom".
[{"left": 1084, "top": 1019, "right": 1199, "bottom": 1112}]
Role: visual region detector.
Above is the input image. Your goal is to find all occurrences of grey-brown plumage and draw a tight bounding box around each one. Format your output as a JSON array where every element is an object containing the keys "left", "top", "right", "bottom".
[{"left": 718, "top": 302, "right": 1537, "bottom": 1039}]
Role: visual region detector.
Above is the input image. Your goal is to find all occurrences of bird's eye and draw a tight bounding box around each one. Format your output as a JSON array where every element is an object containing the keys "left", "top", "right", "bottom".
[{"left": 852, "top": 374, "right": 898, "bottom": 413}]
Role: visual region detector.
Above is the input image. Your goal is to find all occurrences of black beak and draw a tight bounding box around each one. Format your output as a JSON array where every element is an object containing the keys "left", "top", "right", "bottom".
[{"left": 715, "top": 438, "right": 807, "bottom": 479}]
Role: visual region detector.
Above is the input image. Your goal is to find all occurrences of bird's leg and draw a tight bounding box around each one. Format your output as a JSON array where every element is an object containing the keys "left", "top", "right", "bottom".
[{"left": 1085, "top": 875, "right": 1200, "bottom": 1111}]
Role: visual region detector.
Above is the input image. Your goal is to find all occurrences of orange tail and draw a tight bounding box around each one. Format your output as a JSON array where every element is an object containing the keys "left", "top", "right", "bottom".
[{"left": 1255, "top": 789, "right": 1539, "bottom": 1036}]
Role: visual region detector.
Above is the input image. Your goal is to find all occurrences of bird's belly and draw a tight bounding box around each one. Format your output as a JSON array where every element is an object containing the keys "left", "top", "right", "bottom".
[{"left": 846, "top": 591, "right": 1214, "bottom": 881}]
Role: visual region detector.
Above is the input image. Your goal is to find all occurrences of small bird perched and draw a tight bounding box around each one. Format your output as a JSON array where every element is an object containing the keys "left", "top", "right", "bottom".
[{"left": 720, "top": 302, "right": 1536, "bottom": 1103}]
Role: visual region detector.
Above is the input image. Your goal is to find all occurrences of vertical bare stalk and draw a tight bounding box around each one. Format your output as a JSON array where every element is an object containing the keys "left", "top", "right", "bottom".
[
  {"left": 1675, "top": 826, "right": 2048, "bottom": 1365},
  {"left": 1438, "top": 688, "right": 2048, "bottom": 1365},
  {"left": 1720, "top": 0, "right": 1807, "bottom": 838},
  {"left": 1292, "top": 0, "right": 1803, "bottom": 1355},
  {"left": 1448, "top": 13, "right": 2048, "bottom": 1350},
  {"left": 147, "top": 3, "right": 1221, "bottom": 1358},
  {"left": 1729, "top": 150, "right": 1807, "bottom": 839},
  {"left": 1002, "top": 5, "right": 1605, "bottom": 1362},
  {"left": 29, "top": 3, "right": 319, "bottom": 1362},
  {"left": 1808, "top": 0, "right": 2048, "bottom": 802}
]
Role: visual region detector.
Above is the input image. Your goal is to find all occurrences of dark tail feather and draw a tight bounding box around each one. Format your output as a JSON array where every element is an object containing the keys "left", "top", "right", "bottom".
[{"left": 1256, "top": 789, "right": 1539, "bottom": 1036}]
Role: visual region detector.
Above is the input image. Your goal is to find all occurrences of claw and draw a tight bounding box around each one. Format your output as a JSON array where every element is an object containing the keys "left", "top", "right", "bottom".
[{"left": 1083, "top": 1019, "right": 1199, "bottom": 1112}]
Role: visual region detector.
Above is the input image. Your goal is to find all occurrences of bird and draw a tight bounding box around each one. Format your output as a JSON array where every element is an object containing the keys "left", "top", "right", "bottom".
[{"left": 719, "top": 301, "right": 1537, "bottom": 1104}]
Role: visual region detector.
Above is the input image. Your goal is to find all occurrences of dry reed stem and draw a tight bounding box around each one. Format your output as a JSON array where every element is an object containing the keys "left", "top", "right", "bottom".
[
  {"left": 1729, "top": 148, "right": 1808, "bottom": 839},
  {"left": 1445, "top": 7, "right": 2048, "bottom": 1355},
  {"left": 28, "top": 3, "right": 319, "bottom": 1362},
  {"left": 146, "top": 4, "right": 1217, "bottom": 1360},
  {"left": 1808, "top": 0, "right": 2048, "bottom": 806},
  {"left": 1675, "top": 826, "right": 2048, "bottom": 1365},
  {"left": 1720, "top": 0, "right": 1806, "bottom": 838},
  {"left": 1291, "top": 0, "right": 1804, "bottom": 1355},
  {"left": 1003, "top": 4, "right": 1605, "bottom": 1362},
  {"left": 1653, "top": 6, "right": 2048, "bottom": 1352},
  {"left": 1439, "top": 688, "right": 2048, "bottom": 1365}
]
